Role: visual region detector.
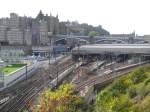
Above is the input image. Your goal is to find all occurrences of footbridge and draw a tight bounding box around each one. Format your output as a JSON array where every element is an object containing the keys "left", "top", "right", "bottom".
[{"left": 55, "top": 35, "right": 148, "bottom": 44}]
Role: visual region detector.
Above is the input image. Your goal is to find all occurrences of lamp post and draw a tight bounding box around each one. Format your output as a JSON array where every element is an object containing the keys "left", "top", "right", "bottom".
[
  {"left": 52, "top": 34, "right": 59, "bottom": 86},
  {"left": 48, "top": 32, "right": 53, "bottom": 65},
  {"left": 66, "top": 21, "right": 70, "bottom": 37},
  {"left": 26, "top": 63, "right": 27, "bottom": 80},
  {"left": 48, "top": 32, "right": 53, "bottom": 80}
]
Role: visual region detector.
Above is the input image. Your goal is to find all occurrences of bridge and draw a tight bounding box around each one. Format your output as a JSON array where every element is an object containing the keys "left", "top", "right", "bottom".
[
  {"left": 95, "top": 39, "right": 126, "bottom": 44},
  {"left": 54, "top": 36, "right": 89, "bottom": 45},
  {"left": 54, "top": 35, "right": 148, "bottom": 44}
]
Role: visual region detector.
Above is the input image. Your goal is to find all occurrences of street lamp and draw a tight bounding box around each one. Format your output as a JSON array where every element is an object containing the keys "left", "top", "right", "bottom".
[
  {"left": 48, "top": 32, "right": 53, "bottom": 65},
  {"left": 26, "top": 63, "right": 27, "bottom": 80},
  {"left": 66, "top": 21, "right": 70, "bottom": 37},
  {"left": 48, "top": 32, "right": 53, "bottom": 79}
]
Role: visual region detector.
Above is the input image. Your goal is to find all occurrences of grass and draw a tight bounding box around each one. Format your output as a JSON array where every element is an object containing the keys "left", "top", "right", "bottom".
[{"left": 0, "top": 64, "right": 26, "bottom": 76}]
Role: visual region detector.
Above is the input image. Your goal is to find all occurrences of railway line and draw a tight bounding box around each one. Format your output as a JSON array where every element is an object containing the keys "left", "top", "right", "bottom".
[
  {"left": 71, "top": 60, "right": 120, "bottom": 84},
  {"left": 0, "top": 55, "right": 148, "bottom": 111},
  {"left": 0, "top": 56, "right": 75, "bottom": 112},
  {"left": 75, "top": 61, "right": 149, "bottom": 92}
]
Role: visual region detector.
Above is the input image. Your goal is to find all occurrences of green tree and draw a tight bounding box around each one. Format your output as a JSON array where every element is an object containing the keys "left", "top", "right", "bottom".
[
  {"left": 88, "top": 31, "right": 100, "bottom": 43},
  {"left": 32, "top": 84, "right": 83, "bottom": 112},
  {"left": 88, "top": 31, "right": 100, "bottom": 37}
]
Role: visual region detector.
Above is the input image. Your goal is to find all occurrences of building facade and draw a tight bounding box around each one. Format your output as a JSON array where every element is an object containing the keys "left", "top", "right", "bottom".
[{"left": 0, "top": 11, "right": 60, "bottom": 46}]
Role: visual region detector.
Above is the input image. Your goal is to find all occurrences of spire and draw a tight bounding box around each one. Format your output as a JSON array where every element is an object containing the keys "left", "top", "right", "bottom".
[
  {"left": 50, "top": 12, "right": 52, "bottom": 17},
  {"left": 36, "top": 10, "right": 44, "bottom": 20},
  {"left": 56, "top": 14, "right": 58, "bottom": 19}
]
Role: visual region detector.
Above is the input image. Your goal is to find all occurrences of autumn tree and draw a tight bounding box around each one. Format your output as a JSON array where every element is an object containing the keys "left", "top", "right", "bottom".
[{"left": 32, "top": 84, "right": 84, "bottom": 112}]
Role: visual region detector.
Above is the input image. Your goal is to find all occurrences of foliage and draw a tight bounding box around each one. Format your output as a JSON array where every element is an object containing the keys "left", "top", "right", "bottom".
[
  {"left": 88, "top": 31, "right": 100, "bottom": 37},
  {"left": 21, "top": 109, "right": 28, "bottom": 112},
  {"left": 32, "top": 84, "right": 85, "bottom": 112},
  {"left": 127, "top": 86, "right": 137, "bottom": 98},
  {"left": 144, "top": 77, "right": 150, "bottom": 85},
  {"left": 130, "top": 68, "right": 147, "bottom": 84},
  {"left": 95, "top": 65, "right": 150, "bottom": 112},
  {"left": 131, "top": 96, "right": 150, "bottom": 112}
]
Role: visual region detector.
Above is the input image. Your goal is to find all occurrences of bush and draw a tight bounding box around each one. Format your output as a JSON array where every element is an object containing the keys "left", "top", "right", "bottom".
[
  {"left": 144, "top": 78, "right": 150, "bottom": 85},
  {"left": 138, "top": 84, "right": 150, "bottom": 98},
  {"left": 127, "top": 86, "right": 137, "bottom": 98},
  {"left": 130, "top": 68, "right": 147, "bottom": 84},
  {"left": 112, "top": 95, "right": 132, "bottom": 112},
  {"left": 110, "top": 77, "right": 132, "bottom": 96},
  {"left": 131, "top": 96, "right": 150, "bottom": 112}
]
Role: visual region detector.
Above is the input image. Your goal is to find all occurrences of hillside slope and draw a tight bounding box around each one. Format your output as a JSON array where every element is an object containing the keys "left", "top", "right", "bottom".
[{"left": 95, "top": 65, "right": 150, "bottom": 112}]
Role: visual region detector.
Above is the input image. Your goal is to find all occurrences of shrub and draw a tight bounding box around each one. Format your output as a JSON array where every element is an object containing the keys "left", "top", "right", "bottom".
[
  {"left": 144, "top": 78, "right": 150, "bottom": 86},
  {"left": 110, "top": 77, "right": 132, "bottom": 96},
  {"left": 112, "top": 95, "right": 132, "bottom": 112},
  {"left": 130, "top": 68, "right": 147, "bottom": 84},
  {"left": 127, "top": 86, "right": 137, "bottom": 98}
]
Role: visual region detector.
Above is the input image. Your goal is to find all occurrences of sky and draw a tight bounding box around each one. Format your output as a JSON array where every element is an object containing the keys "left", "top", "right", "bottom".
[{"left": 0, "top": 0, "right": 150, "bottom": 35}]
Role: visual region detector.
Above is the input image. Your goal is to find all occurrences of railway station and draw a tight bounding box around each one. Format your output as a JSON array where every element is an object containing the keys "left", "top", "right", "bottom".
[
  {"left": 72, "top": 44, "right": 150, "bottom": 62},
  {"left": 72, "top": 44, "right": 150, "bottom": 54}
]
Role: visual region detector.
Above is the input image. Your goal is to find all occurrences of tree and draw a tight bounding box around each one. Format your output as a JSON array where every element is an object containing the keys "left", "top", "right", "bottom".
[
  {"left": 32, "top": 84, "right": 84, "bottom": 112},
  {"left": 88, "top": 31, "right": 100, "bottom": 37},
  {"left": 88, "top": 31, "right": 100, "bottom": 43}
]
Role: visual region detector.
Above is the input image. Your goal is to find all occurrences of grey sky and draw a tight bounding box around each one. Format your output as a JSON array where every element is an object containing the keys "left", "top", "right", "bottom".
[{"left": 0, "top": 0, "right": 150, "bottom": 35}]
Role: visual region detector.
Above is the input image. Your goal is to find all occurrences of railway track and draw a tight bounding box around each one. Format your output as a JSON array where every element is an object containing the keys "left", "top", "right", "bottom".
[
  {"left": 0, "top": 56, "right": 74, "bottom": 112},
  {"left": 76, "top": 61, "right": 149, "bottom": 92},
  {"left": 71, "top": 60, "right": 117, "bottom": 84}
]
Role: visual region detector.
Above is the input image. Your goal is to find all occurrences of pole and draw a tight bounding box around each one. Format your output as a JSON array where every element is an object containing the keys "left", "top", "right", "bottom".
[
  {"left": 26, "top": 64, "right": 27, "bottom": 80},
  {"left": 48, "top": 35, "right": 51, "bottom": 80},
  {"left": 56, "top": 66, "right": 59, "bottom": 85},
  {"left": 54, "top": 47, "right": 58, "bottom": 86},
  {"left": 96, "top": 56, "right": 98, "bottom": 71},
  {"left": 49, "top": 36, "right": 51, "bottom": 65}
]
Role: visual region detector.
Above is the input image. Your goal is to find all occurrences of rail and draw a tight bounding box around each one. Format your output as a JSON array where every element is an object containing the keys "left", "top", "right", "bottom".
[
  {"left": 0, "top": 56, "right": 74, "bottom": 112},
  {"left": 76, "top": 61, "right": 149, "bottom": 92}
]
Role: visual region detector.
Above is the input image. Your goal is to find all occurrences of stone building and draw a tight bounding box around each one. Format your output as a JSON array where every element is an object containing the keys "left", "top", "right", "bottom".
[
  {"left": 9, "top": 13, "right": 20, "bottom": 28},
  {"left": 7, "top": 28, "right": 24, "bottom": 45},
  {"left": 0, "top": 11, "right": 60, "bottom": 46},
  {"left": 39, "top": 20, "right": 49, "bottom": 45},
  {"left": 0, "top": 10, "right": 110, "bottom": 46},
  {"left": 59, "top": 22, "right": 67, "bottom": 35}
]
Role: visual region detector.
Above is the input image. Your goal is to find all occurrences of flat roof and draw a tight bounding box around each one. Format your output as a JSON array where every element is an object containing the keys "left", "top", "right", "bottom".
[{"left": 73, "top": 44, "right": 150, "bottom": 54}]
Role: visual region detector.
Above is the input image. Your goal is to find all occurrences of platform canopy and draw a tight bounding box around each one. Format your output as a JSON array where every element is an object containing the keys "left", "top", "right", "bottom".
[{"left": 72, "top": 44, "right": 150, "bottom": 54}]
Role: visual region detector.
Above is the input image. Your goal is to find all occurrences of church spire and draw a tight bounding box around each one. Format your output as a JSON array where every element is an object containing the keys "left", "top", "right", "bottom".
[
  {"left": 36, "top": 10, "right": 44, "bottom": 20},
  {"left": 50, "top": 12, "right": 52, "bottom": 17},
  {"left": 56, "top": 14, "right": 58, "bottom": 19}
]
